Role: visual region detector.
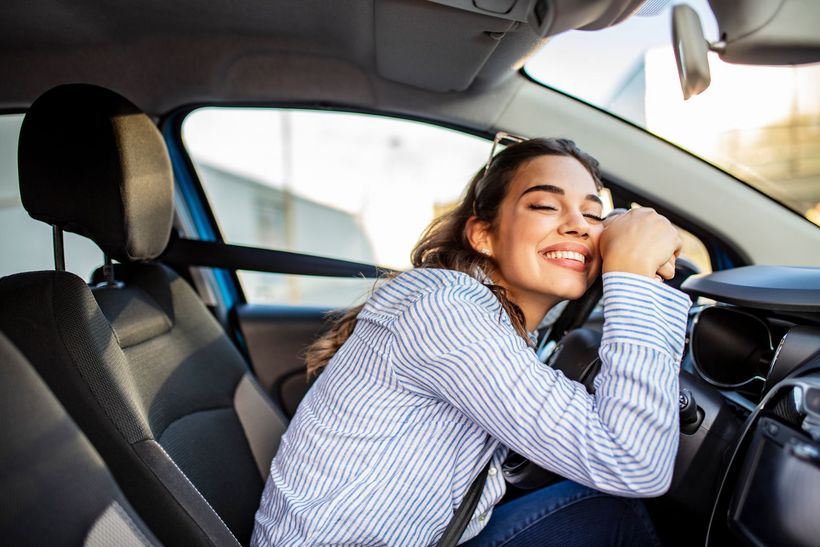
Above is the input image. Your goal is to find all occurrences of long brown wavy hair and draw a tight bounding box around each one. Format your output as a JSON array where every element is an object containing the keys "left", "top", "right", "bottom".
[{"left": 305, "top": 137, "right": 603, "bottom": 377}]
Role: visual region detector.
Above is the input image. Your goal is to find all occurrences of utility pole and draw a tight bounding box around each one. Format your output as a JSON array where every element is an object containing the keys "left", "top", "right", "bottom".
[{"left": 280, "top": 110, "right": 300, "bottom": 303}]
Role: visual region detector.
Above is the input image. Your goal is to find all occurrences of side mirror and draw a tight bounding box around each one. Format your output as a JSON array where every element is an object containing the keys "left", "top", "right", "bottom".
[{"left": 671, "top": 4, "right": 711, "bottom": 100}]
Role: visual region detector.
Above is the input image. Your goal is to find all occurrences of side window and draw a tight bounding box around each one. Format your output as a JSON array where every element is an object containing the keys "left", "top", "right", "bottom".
[
  {"left": 181, "top": 109, "right": 491, "bottom": 308},
  {"left": 0, "top": 114, "right": 101, "bottom": 279}
]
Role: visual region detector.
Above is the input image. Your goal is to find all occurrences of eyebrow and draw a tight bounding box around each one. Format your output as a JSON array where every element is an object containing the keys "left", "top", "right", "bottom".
[{"left": 520, "top": 184, "right": 603, "bottom": 207}]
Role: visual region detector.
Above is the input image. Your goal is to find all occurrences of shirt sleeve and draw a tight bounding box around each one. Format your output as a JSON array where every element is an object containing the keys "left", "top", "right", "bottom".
[{"left": 390, "top": 272, "right": 692, "bottom": 497}]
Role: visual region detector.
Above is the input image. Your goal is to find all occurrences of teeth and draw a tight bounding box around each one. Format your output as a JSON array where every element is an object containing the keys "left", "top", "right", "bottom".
[{"left": 543, "top": 250, "right": 586, "bottom": 263}]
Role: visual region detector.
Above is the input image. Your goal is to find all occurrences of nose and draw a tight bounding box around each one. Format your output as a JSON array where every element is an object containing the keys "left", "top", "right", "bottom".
[{"left": 557, "top": 209, "right": 590, "bottom": 239}]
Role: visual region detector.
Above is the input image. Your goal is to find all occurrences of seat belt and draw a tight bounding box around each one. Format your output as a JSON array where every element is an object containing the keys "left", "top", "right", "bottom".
[
  {"left": 434, "top": 461, "right": 491, "bottom": 547},
  {"left": 159, "top": 234, "right": 386, "bottom": 278}
]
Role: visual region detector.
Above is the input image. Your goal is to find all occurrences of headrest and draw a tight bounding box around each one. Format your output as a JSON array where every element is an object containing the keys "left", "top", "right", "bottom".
[{"left": 18, "top": 84, "right": 174, "bottom": 262}]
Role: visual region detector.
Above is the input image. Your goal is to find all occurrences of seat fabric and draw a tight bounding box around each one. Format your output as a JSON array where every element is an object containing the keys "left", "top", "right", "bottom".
[
  {"left": 0, "top": 331, "right": 159, "bottom": 547},
  {"left": 0, "top": 263, "right": 287, "bottom": 546}
]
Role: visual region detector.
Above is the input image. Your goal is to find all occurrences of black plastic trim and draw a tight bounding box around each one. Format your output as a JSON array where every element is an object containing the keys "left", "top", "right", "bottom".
[{"left": 682, "top": 266, "right": 820, "bottom": 312}]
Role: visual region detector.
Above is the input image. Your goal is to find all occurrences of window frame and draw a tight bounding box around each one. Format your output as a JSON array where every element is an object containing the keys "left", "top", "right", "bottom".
[{"left": 162, "top": 103, "right": 495, "bottom": 312}]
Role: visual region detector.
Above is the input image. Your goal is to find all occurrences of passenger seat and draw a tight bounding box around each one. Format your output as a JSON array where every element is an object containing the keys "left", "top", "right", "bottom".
[
  {"left": 0, "top": 331, "right": 160, "bottom": 547},
  {"left": 0, "top": 84, "right": 287, "bottom": 546}
]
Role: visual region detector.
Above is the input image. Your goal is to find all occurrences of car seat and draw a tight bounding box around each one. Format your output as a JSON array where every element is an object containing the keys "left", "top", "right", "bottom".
[
  {"left": 0, "top": 331, "right": 161, "bottom": 546},
  {"left": 0, "top": 84, "right": 287, "bottom": 546}
]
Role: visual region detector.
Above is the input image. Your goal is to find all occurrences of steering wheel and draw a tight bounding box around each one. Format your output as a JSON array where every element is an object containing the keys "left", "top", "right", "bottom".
[
  {"left": 502, "top": 257, "right": 701, "bottom": 489},
  {"left": 503, "top": 327, "right": 603, "bottom": 489}
]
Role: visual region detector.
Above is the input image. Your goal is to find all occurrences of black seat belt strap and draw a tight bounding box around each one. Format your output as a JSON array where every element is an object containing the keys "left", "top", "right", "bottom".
[
  {"left": 160, "top": 235, "right": 386, "bottom": 278},
  {"left": 435, "top": 461, "right": 491, "bottom": 547}
]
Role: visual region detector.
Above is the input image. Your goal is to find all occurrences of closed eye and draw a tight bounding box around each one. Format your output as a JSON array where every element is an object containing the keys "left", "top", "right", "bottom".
[
  {"left": 529, "top": 204, "right": 603, "bottom": 222},
  {"left": 527, "top": 204, "right": 557, "bottom": 211}
]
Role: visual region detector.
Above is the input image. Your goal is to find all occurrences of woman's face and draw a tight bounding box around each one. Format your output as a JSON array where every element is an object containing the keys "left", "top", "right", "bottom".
[{"left": 474, "top": 154, "right": 605, "bottom": 324}]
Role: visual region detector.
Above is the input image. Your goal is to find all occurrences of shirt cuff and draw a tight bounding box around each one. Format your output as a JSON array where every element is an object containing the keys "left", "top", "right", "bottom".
[{"left": 600, "top": 271, "right": 692, "bottom": 363}]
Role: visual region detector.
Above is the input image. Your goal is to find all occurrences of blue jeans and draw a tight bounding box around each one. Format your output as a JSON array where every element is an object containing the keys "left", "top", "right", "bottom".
[{"left": 462, "top": 481, "right": 663, "bottom": 547}]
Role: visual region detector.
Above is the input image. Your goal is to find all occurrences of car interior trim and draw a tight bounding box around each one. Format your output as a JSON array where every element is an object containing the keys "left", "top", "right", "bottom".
[
  {"left": 234, "top": 374, "right": 287, "bottom": 481},
  {"left": 682, "top": 265, "right": 820, "bottom": 312},
  {"left": 162, "top": 115, "right": 243, "bottom": 313},
  {"left": 689, "top": 305, "right": 773, "bottom": 389},
  {"left": 765, "top": 327, "right": 820, "bottom": 391},
  {"left": 706, "top": 371, "right": 820, "bottom": 546}
]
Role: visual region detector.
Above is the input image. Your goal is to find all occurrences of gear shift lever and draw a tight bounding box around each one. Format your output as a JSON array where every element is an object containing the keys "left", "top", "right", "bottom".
[{"left": 679, "top": 388, "right": 702, "bottom": 434}]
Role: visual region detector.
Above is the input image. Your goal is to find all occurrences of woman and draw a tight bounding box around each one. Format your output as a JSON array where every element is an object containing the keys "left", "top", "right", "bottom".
[{"left": 252, "top": 138, "right": 690, "bottom": 546}]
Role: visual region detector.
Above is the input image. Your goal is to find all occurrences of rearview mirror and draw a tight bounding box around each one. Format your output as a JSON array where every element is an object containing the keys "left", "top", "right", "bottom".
[{"left": 671, "top": 4, "right": 711, "bottom": 100}]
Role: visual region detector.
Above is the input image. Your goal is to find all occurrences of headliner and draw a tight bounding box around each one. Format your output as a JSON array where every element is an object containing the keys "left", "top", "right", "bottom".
[{"left": 0, "top": 0, "right": 641, "bottom": 121}]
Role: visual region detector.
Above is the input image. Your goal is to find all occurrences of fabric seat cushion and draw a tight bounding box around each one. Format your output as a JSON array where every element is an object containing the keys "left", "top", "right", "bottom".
[{"left": 0, "top": 332, "right": 159, "bottom": 547}]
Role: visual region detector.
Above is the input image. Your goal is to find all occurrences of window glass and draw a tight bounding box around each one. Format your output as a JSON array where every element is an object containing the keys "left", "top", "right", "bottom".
[
  {"left": 182, "top": 109, "right": 695, "bottom": 309},
  {"left": 182, "top": 108, "right": 491, "bottom": 307},
  {"left": 525, "top": 0, "right": 820, "bottom": 227},
  {"left": 0, "top": 114, "right": 102, "bottom": 279}
]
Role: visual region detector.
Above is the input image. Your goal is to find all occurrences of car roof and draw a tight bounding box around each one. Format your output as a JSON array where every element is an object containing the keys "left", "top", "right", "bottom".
[{"left": 0, "top": 0, "right": 645, "bottom": 118}]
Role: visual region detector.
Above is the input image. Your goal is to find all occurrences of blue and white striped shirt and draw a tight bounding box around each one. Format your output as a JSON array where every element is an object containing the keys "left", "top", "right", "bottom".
[{"left": 252, "top": 268, "right": 691, "bottom": 546}]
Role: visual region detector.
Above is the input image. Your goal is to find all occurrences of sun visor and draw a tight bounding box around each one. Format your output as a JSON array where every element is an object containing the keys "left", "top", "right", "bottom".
[
  {"left": 376, "top": 0, "right": 665, "bottom": 92},
  {"left": 375, "top": 0, "right": 518, "bottom": 92}
]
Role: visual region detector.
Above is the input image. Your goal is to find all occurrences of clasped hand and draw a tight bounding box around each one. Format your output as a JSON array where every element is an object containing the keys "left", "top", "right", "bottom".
[{"left": 600, "top": 207, "right": 682, "bottom": 282}]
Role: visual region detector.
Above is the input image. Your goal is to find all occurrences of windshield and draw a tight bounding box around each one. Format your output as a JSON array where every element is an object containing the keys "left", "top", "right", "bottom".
[{"left": 524, "top": 0, "right": 820, "bottom": 227}]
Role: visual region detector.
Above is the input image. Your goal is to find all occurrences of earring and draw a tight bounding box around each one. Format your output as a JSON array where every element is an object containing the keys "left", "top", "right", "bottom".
[{"left": 479, "top": 248, "right": 491, "bottom": 256}]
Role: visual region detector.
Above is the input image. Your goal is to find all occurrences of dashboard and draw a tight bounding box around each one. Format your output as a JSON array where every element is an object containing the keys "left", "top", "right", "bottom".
[
  {"left": 679, "top": 265, "right": 820, "bottom": 546},
  {"left": 686, "top": 266, "right": 820, "bottom": 394}
]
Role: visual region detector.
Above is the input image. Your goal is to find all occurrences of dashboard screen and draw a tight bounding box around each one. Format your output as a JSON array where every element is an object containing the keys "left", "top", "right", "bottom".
[{"left": 731, "top": 418, "right": 820, "bottom": 547}]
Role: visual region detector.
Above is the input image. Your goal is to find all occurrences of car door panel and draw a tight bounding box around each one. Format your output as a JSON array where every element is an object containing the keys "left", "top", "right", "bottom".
[{"left": 235, "top": 304, "right": 333, "bottom": 417}]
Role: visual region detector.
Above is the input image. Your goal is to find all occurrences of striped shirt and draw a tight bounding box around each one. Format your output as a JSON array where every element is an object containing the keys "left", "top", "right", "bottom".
[{"left": 252, "top": 268, "right": 691, "bottom": 546}]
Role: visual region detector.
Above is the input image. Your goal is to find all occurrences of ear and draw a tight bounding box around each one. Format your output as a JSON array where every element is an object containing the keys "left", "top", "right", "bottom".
[{"left": 465, "top": 216, "right": 494, "bottom": 256}]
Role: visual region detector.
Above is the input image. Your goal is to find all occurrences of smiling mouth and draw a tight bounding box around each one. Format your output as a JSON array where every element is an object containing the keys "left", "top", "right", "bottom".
[
  {"left": 539, "top": 249, "right": 589, "bottom": 272},
  {"left": 541, "top": 250, "right": 587, "bottom": 264}
]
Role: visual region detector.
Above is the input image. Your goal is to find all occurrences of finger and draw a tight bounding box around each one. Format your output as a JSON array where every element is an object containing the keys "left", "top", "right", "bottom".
[
  {"left": 656, "top": 260, "right": 676, "bottom": 280},
  {"left": 674, "top": 235, "right": 683, "bottom": 256},
  {"left": 603, "top": 208, "right": 628, "bottom": 226}
]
